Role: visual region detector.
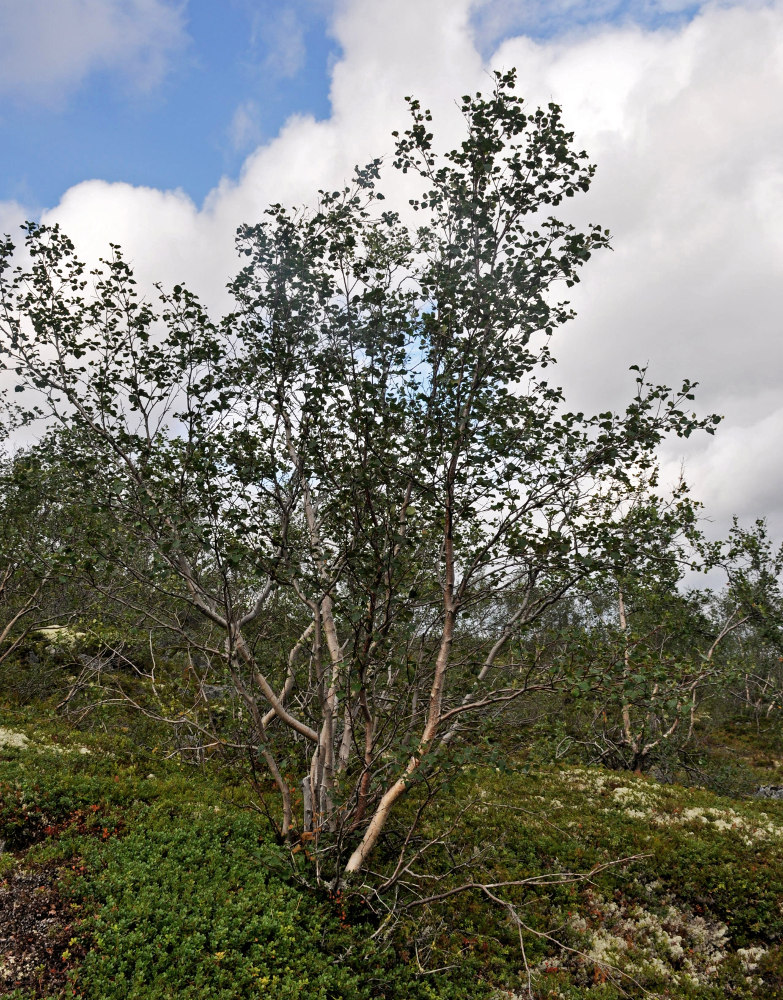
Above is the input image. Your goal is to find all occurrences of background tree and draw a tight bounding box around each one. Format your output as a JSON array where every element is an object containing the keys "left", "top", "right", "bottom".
[
  {"left": 0, "top": 442, "right": 95, "bottom": 686},
  {"left": 711, "top": 520, "right": 783, "bottom": 727},
  {"left": 574, "top": 479, "right": 734, "bottom": 772}
]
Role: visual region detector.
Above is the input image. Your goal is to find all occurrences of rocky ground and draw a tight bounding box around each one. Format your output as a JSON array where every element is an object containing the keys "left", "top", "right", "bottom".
[{"left": 0, "top": 861, "right": 87, "bottom": 996}]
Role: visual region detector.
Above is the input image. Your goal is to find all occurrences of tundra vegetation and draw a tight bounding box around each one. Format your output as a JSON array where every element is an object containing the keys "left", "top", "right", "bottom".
[{"left": 0, "top": 72, "right": 783, "bottom": 998}]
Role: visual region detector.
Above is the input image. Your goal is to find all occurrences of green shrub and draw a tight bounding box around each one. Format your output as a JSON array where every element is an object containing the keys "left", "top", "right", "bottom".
[
  {"left": 65, "top": 808, "right": 481, "bottom": 1000},
  {"left": 66, "top": 813, "right": 363, "bottom": 999}
]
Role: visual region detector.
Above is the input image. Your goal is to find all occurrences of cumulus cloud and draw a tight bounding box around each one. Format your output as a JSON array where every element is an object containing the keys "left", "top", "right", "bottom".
[
  {"left": 0, "top": 0, "right": 189, "bottom": 103},
  {"left": 488, "top": 2, "right": 783, "bottom": 531},
  {"left": 25, "top": 0, "right": 783, "bottom": 540}
]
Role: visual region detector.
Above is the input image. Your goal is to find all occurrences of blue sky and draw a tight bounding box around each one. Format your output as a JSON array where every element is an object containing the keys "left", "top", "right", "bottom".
[
  {"left": 1, "top": 0, "right": 708, "bottom": 212},
  {"left": 472, "top": 0, "right": 705, "bottom": 51},
  {"left": 0, "top": 0, "right": 339, "bottom": 208}
]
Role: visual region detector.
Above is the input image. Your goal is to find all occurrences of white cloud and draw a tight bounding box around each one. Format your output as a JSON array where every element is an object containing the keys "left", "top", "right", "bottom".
[
  {"left": 0, "top": 0, "right": 188, "bottom": 103},
  {"left": 0, "top": 200, "right": 28, "bottom": 239},
  {"left": 661, "top": 407, "right": 783, "bottom": 527},
  {"left": 24, "top": 0, "right": 783, "bottom": 541},
  {"left": 257, "top": 6, "right": 307, "bottom": 79},
  {"left": 43, "top": 180, "right": 232, "bottom": 310},
  {"left": 488, "top": 2, "right": 783, "bottom": 534},
  {"left": 228, "top": 100, "right": 263, "bottom": 152}
]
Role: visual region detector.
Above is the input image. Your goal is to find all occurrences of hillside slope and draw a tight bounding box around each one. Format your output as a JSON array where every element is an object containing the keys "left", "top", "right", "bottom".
[{"left": 1, "top": 712, "right": 782, "bottom": 999}]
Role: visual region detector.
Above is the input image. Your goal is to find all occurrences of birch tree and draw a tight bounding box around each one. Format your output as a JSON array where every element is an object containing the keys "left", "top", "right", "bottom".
[{"left": 0, "top": 71, "right": 718, "bottom": 879}]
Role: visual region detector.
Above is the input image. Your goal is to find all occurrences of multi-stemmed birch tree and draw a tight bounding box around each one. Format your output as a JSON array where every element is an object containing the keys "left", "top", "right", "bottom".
[{"left": 0, "top": 71, "right": 718, "bottom": 879}]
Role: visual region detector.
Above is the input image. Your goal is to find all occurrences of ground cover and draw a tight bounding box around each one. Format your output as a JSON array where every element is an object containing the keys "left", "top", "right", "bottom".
[
  {"left": 392, "top": 759, "right": 783, "bottom": 997},
  {"left": 1, "top": 708, "right": 782, "bottom": 998}
]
